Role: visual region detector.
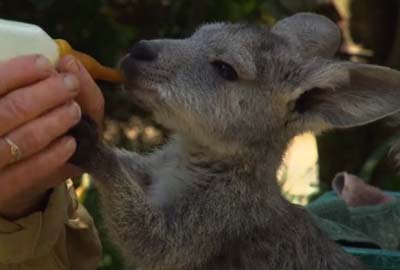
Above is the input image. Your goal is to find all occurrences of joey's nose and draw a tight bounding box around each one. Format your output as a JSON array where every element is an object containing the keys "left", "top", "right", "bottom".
[{"left": 129, "top": 41, "right": 158, "bottom": 62}]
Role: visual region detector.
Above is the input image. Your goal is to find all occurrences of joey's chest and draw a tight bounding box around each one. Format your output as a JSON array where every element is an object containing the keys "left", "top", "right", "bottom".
[
  {"left": 146, "top": 157, "right": 197, "bottom": 207},
  {"left": 146, "top": 159, "right": 225, "bottom": 209}
]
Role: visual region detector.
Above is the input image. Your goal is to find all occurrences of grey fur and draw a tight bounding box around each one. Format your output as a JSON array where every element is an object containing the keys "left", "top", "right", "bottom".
[
  {"left": 77, "top": 13, "right": 400, "bottom": 270},
  {"left": 272, "top": 13, "right": 341, "bottom": 58}
]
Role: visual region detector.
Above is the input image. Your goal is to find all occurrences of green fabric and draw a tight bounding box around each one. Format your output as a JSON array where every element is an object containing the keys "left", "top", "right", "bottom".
[{"left": 307, "top": 192, "right": 400, "bottom": 250}]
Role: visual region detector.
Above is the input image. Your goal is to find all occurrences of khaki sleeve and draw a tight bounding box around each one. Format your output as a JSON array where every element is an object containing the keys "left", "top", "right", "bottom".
[{"left": 0, "top": 180, "right": 102, "bottom": 270}]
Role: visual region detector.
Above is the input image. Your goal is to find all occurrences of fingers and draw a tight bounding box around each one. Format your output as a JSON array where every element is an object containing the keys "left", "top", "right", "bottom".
[
  {"left": 0, "top": 73, "right": 79, "bottom": 135},
  {"left": 0, "top": 102, "right": 82, "bottom": 168},
  {"left": 0, "top": 55, "right": 85, "bottom": 219},
  {"left": 0, "top": 136, "right": 77, "bottom": 205},
  {"left": 0, "top": 55, "right": 54, "bottom": 96},
  {"left": 58, "top": 55, "right": 104, "bottom": 129}
]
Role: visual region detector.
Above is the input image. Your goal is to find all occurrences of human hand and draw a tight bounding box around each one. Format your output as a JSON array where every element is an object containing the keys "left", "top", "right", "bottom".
[
  {"left": 57, "top": 55, "right": 104, "bottom": 132},
  {"left": 0, "top": 55, "right": 82, "bottom": 219}
]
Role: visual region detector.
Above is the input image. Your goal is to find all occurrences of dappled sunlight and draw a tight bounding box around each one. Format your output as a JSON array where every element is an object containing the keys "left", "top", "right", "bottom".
[
  {"left": 278, "top": 133, "right": 319, "bottom": 205},
  {"left": 103, "top": 116, "right": 320, "bottom": 206}
]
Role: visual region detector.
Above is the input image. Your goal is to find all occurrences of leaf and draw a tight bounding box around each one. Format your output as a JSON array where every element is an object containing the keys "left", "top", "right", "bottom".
[{"left": 29, "top": 0, "right": 56, "bottom": 10}]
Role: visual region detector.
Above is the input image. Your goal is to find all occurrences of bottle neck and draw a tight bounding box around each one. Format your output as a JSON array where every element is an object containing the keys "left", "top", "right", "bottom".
[{"left": 55, "top": 39, "right": 124, "bottom": 83}]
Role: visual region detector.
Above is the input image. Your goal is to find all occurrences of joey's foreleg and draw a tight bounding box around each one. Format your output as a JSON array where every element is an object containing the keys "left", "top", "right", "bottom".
[
  {"left": 67, "top": 114, "right": 151, "bottom": 188},
  {"left": 67, "top": 116, "right": 170, "bottom": 265},
  {"left": 67, "top": 116, "right": 216, "bottom": 269}
]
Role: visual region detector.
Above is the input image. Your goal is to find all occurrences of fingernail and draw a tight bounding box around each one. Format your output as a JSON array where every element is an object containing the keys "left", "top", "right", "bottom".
[
  {"left": 69, "top": 101, "right": 82, "bottom": 121},
  {"left": 63, "top": 74, "right": 79, "bottom": 91},
  {"left": 66, "top": 56, "right": 80, "bottom": 73},
  {"left": 65, "top": 137, "right": 76, "bottom": 151},
  {"left": 35, "top": 56, "right": 52, "bottom": 73}
]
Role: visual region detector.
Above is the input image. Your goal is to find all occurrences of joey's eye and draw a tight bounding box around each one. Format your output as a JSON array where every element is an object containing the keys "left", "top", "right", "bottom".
[{"left": 211, "top": 60, "right": 238, "bottom": 81}]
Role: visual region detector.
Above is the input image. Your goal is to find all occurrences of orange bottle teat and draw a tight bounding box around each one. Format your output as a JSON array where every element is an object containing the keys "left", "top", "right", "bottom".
[{"left": 55, "top": 39, "right": 124, "bottom": 83}]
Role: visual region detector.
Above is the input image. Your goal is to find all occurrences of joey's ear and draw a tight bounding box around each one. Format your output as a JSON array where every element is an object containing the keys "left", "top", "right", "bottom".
[
  {"left": 291, "top": 60, "right": 400, "bottom": 130},
  {"left": 272, "top": 13, "right": 341, "bottom": 58}
]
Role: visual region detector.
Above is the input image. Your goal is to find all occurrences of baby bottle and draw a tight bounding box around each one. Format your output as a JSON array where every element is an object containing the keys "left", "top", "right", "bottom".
[{"left": 0, "top": 18, "right": 123, "bottom": 83}]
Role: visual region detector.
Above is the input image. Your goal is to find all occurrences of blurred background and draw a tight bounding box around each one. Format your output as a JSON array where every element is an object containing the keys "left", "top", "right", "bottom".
[{"left": 1, "top": 0, "right": 400, "bottom": 269}]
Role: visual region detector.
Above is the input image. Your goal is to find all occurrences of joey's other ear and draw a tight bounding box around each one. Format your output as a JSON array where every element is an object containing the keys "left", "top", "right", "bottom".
[
  {"left": 290, "top": 60, "right": 400, "bottom": 130},
  {"left": 272, "top": 13, "right": 341, "bottom": 58}
]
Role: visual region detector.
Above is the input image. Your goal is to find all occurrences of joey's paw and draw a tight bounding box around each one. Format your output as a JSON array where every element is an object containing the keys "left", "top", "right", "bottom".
[{"left": 67, "top": 114, "right": 99, "bottom": 166}]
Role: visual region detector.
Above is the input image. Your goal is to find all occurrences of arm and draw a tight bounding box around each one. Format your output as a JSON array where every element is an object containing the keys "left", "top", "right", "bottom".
[
  {"left": 0, "top": 180, "right": 102, "bottom": 270},
  {"left": 0, "top": 54, "right": 104, "bottom": 269}
]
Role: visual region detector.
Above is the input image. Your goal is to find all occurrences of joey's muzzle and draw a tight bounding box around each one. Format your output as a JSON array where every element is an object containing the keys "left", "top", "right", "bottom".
[{"left": 120, "top": 40, "right": 159, "bottom": 80}]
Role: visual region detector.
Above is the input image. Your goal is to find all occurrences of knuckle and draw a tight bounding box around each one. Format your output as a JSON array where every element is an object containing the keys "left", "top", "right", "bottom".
[
  {"left": 24, "top": 125, "right": 48, "bottom": 150},
  {"left": 39, "top": 153, "right": 62, "bottom": 170},
  {"left": 5, "top": 94, "right": 31, "bottom": 121},
  {"left": 43, "top": 75, "right": 63, "bottom": 91},
  {"left": 40, "top": 75, "right": 65, "bottom": 94},
  {"left": 13, "top": 160, "right": 47, "bottom": 185},
  {"left": 48, "top": 140, "right": 75, "bottom": 164},
  {"left": 50, "top": 108, "right": 76, "bottom": 131},
  {"left": 18, "top": 141, "right": 71, "bottom": 180},
  {"left": 56, "top": 73, "right": 76, "bottom": 89}
]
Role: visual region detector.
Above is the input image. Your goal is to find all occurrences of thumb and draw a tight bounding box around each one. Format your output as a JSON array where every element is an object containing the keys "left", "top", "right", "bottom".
[{"left": 57, "top": 55, "right": 104, "bottom": 131}]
